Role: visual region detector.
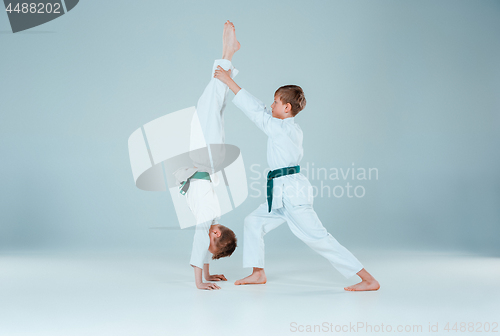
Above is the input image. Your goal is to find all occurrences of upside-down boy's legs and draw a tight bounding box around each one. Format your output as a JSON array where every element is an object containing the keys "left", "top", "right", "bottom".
[
  {"left": 191, "top": 21, "right": 240, "bottom": 169},
  {"left": 195, "top": 21, "right": 239, "bottom": 145}
]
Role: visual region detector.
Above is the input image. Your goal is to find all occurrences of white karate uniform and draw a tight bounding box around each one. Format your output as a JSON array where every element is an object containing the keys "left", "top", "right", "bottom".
[
  {"left": 188, "top": 59, "right": 238, "bottom": 269},
  {"left": 232, "top": 89, "right": 364, "bottom": 279},
  {"left": 189, "top": 217, "right": 213, "bottom": 269}
]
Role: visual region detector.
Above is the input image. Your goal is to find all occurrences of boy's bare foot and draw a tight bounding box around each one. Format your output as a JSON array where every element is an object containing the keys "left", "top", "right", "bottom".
[
  {"left": 222, "top": 20, "right": 240, "bottom": 61},
  {"left": 227, "top": 21, "right": 240, "bottom": 52},
  {"left": 344, "top": 279, "right": 380, "bottom": 291},
  {"left": 344, "top": 268, "right": 380, "bottom": 291},
  {"left": 234, "top": 268, "right": 266, "bottom": 285},
  {"left": 223, "top": 20, "right": 229, "bottom": 45}
]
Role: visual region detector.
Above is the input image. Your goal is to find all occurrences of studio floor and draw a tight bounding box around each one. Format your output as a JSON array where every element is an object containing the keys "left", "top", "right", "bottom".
[{"left": 1, "top": 248, "right": 498, "bottom": 336}]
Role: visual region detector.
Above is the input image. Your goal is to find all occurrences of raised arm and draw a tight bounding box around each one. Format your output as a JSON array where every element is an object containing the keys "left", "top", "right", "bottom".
[
  {"left": 236, "top": 88, "right": 286, "bottom": 137},
  {"left": 213, "top": 67, "right": 282, "bottom": 136},
  {"left": 214, "top": 65, "right": 241, "bottom": 95}
]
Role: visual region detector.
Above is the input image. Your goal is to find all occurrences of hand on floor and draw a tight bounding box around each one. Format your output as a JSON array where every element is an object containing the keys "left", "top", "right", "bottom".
[
  {"left": 205, "top": 274, "right": 228, "bottom": 281},
  {"left": 197, "top": 282, "right": 221, "bottom": 290}
]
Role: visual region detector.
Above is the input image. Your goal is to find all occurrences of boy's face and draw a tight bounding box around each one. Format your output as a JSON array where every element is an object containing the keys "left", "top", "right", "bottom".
[
  {"left": 271, "top": 95, "right": 291, "bottom": 120},
  {"left": 208, "top": 224, "right": 222, "bottom": 254}
]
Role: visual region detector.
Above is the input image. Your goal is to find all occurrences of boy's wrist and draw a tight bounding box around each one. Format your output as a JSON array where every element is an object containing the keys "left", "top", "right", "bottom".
[
  {"left": 203, "top": 263, "right": 210, "bottom": 279},
  {"left": 227, "top": 80, "right": 241, "bottom": 95}
]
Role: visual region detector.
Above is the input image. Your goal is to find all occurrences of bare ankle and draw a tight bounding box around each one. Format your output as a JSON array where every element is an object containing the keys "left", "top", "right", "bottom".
[{"left": 356, "top": 268, "right": 376, "bottom": 282}]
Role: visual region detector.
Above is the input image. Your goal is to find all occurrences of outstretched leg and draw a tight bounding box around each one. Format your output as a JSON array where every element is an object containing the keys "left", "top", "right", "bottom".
[
  {"left": 282, "top": 200, "right": 380, "bottom": 291},
  {"left": 187, "top": 21, "right": 241, "bottom": 222},
  {"left": 191, "top": 21, "right": 240, "bottom": 164}
]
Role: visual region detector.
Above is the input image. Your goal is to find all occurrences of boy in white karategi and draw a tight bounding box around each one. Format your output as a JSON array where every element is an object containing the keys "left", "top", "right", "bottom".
[
  {"left": 179, "top": 21, "right": 239, "bottom": 290},
  {"left": 213, "top": 34, "right": 380, "bottom": 291}
]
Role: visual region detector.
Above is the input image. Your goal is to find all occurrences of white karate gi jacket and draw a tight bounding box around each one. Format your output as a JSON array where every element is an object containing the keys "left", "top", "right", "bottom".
[{"left": 232, "top": 88, "right": 314, "bottom": 209}]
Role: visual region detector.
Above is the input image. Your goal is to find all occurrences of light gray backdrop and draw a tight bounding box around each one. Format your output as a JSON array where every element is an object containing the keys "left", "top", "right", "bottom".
[{"left": 1, "top": 0, "right": 499, "bottom": 256}]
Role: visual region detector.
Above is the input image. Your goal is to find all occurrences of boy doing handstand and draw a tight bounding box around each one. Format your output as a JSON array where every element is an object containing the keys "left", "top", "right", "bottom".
[{"left": 182, "top": 21, "right": 239, "bottom": 290}]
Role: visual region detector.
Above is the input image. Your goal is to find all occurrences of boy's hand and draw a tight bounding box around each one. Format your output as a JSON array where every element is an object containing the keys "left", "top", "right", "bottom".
[
  {"left": 196, "top": 282, "right": 221, "bottom": 290},
  {"left": 213, "top": 65, "right": 241, "bottom": 95},
  {"left": 213, "top": 66, "right": 232, "bottom": 85},
  {"left": 205, "top": 274, "right": 228, "bottom": 281}
]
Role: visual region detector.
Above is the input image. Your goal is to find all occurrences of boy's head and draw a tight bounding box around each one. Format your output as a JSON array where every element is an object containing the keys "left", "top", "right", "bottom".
[
  {"left": 271, "top": 85, "right": 307, "bottom": 119},
  {"left": 208, "top": 224, "right": 237, "bottom": 260}
]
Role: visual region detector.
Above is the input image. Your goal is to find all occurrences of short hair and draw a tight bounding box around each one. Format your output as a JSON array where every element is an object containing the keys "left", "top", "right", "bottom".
[
  {"left": 275, "top": 85, "right": 307, "bottom": 116},
  {"left": 212, "top": 225, "right": 237, "bottom": 260}
]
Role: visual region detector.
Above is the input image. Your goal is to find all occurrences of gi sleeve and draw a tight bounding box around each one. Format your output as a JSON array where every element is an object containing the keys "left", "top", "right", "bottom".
[
  {"left": 232, "top": 88, "right": 283, "bottom": 137},
  {"left": 189, "top": 220, "right": 211, "bottom": 269}
]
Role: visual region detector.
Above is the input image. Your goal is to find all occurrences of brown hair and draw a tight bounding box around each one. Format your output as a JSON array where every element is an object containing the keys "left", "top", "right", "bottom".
[
  {"left": 275, "top": 85, "right": 307, "bottom": 116},
  {"left": 212, "top": 225, "right": 237, "bottom": 260}
]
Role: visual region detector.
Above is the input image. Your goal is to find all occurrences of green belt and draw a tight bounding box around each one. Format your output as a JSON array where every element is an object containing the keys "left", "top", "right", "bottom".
[
  {"left": 267, "top": 165, "right": 300, "bottom": 212},
  {"left": 179, "top": 171, "right": 211, "bottom": 195}
]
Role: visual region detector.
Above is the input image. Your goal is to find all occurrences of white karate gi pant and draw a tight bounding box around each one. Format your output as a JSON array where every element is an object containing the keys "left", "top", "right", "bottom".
[
  {"left": 243, "top": 199, "right": 364, "bottom": 279},
  {"left": 189, "top": 59, "right": 238, "bottom": 172},
  {"left": 185, "top": 59, "right": 238, "bottom": 226}
]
